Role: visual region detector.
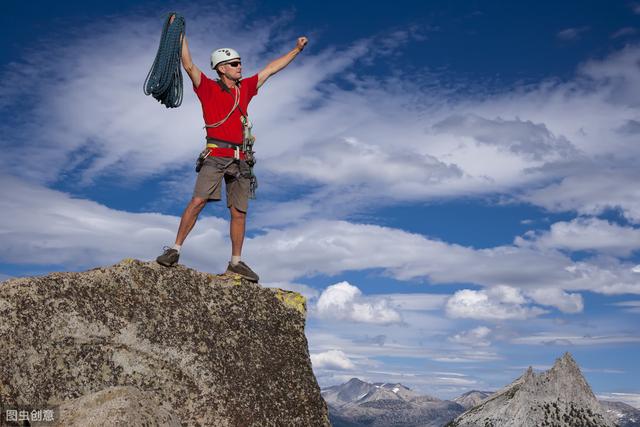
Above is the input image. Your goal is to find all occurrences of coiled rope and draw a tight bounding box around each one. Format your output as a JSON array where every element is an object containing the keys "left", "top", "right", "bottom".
[{"left": 143, "top": 13, "right": 185, "bottom": 108}]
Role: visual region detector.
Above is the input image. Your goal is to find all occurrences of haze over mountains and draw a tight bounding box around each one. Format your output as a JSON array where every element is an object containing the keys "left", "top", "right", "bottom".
[{"left": 322, "top": 353, "right": 639, "bottom": 427}]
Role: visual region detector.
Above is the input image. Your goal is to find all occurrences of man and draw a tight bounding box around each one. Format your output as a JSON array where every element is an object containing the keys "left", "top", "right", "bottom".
[{"left": 156, "top": 16, "right": 308, "bottom": 282}]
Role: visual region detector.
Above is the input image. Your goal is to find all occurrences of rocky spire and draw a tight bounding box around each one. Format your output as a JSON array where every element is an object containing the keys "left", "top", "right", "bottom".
[{"left": 447, "top": 352, "right": 614, "bottom": 427}]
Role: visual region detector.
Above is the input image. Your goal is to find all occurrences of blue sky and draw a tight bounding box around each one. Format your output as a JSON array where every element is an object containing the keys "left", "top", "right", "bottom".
[{"left": 2, "top": 0, "right": 640, "bottom": 406}]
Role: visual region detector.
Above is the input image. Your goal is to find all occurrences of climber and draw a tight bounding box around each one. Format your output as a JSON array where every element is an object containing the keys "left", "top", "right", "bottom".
[{"left": 156, "top": 14, "right": 308, "bottom": 283}]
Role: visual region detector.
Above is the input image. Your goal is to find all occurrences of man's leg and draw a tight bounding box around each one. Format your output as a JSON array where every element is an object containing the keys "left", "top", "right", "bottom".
[
  {"left": 229, "top": 205, "right": 246, "bottom": 257},
  {"left": 157, "top": 196, "right": 207, "bottom": 267},
  {"left": 226, "top": 205, "right": 259, "bottom": 281},
  {"left": 223, "top": 161, "right": 258, "bottom": 281},
  {"left": 176, "top": 197, "right": 208, "bottom": 245}
]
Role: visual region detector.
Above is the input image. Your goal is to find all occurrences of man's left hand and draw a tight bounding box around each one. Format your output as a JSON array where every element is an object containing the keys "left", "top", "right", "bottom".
[{"left": 296, "top": 37, "right": 308, "bottom": 52}]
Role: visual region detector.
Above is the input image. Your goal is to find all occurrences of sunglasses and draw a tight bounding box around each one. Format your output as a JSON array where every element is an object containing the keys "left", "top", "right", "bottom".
[{"left": 225, "top": 61, "right": 242, "bottom": 67}]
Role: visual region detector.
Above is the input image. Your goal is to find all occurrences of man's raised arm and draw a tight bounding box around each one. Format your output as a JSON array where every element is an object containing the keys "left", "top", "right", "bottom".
[
  {"left": 257, "top": 37, "right": 308, "bottom": 88},
  {"left": 169, "top": 14, "right": 202, "bottom": 88},
  {"left": 181, "top": 35, "right": 202, "bottom": 88}
]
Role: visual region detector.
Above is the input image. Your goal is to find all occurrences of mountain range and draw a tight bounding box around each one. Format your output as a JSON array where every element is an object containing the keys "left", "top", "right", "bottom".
[
  {"left": 323, "top": 378, "right": 464, "bottom": 427},
  {"left": 322, "top": 353, "right": 638, "bottom": 427}
]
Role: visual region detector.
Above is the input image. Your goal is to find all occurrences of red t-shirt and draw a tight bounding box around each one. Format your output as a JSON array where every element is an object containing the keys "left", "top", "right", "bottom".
[{"left": 193, "top": 73, "right": 259, "bottom": 144}]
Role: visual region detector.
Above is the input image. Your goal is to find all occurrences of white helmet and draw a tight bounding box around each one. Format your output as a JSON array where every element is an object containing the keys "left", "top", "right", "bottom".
[{"left": 210, "top": 48, "right": 241, "bottom": 70}]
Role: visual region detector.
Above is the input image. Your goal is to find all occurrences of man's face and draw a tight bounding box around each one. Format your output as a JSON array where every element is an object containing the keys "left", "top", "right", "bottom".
[{"left": 219, "top": 60, "right": 242, "bottom": 80}]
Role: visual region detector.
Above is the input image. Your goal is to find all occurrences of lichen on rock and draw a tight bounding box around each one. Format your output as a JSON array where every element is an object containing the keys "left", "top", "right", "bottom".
[{"left": 272, "top": 288, "right": 307, "bottom": 316}]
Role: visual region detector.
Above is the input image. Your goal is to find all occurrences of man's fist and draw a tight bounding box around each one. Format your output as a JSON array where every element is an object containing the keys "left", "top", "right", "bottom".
[{"left": 296, "top": 37, "right": 308, "bottom": 52}]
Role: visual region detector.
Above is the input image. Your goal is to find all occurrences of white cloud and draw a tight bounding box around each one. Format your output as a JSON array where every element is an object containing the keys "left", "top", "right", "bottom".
[
  {"left": 612, "top": 300, "right": 640, "bottom": 313},
  {"left": 445, "top": 286, "right": 547, "bottom": 320},
  {"left": 431, "top": 350, "right": 502, "bottom": 363},
  {"left": 432, "top": 114, "right": 578, "bottom": 161},
  {"left": 598, "top": 392, "right": 640, "bottom": 409},
  {"left": 246, "top": 220, "right": 640, "bottom": 295},
  {"left": 375, "top": 293, "right": 448, "bottom": 311},
  {"left": 315, "top": 281, "right": 402, "bottom": 325},
  {"left": 524, "top": 170, "right": 640, "bottom": 226},
  {"left": 0, "top": 174, "right": 230, "bottom": 272},
  {"left": 512, "top": 334, "right": 640, "bottom": 346},
  {"left": 3, "top": 175, "right": 639, "bottom": 297},
  {"left": 516, "top": 217, "right": 640, "bottom": 256},
  {"left": 271, "top": 136, "right": 463, "bottom": 197},
  {"left": 582, "top": 368, "right": 626, "bottom": 374},
  {"left": 311, "top": 349, "right": 356, "bottom": 370},
  {"left": 611, "top": 27, "right": 637, "bottom": 39},
  {"left": 556, "top": 27, "right": 590, "bottom": 41},
  {"left": 526, "top": 288, "right": 584, "bottom": 314},
  {"left": 309, "top": 330, "right": 441, "bottom": 360},
  {"left": 449, "top": 326, "right": 492, "bottom": 347}
]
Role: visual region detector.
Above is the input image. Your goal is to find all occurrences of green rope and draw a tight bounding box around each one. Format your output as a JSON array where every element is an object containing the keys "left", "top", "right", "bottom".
[{"left": 143, "top": 12, "right": 185, "bottom": 108}]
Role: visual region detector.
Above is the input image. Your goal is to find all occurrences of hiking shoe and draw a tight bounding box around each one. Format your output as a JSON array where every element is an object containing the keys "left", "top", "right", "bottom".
[
  {"left": 156, "top": 247, "right": 179, "bottom": 267},
  {"left": 226, "top": 261, "right": 259, "bottom": 282}
]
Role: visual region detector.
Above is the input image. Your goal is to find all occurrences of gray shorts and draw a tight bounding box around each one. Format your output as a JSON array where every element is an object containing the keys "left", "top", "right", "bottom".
[{"left": 193, "top": 156, "right": 251, "bottom": 212}]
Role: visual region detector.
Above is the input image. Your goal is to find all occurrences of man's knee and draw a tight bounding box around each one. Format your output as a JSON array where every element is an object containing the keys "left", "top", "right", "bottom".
[
  {"left": 189, "top": 197, "right": 207, "bottom": 212},
  {"left": 230, "top": 205, "right": 246, "bottom": 220}
]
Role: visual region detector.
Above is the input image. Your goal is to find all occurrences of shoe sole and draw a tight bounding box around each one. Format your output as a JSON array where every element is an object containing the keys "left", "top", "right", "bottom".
[
  {"left": 156, "top": 259, "right": 178, "bottom": 267},
  {"left": 225, "top": 270, "right": 259, "bottom": 282}
]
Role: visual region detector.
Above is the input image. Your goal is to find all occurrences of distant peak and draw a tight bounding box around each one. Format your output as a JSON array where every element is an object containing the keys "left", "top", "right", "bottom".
[
  {"left": 551, "top": 352, "right": 581, "bottom": 372},
  {"left": 558, "top": 352, "right": 577, "bottom": 364},
  {"left": 450, "top": 353, "right": 614, "bottom": 427},
  {"left": 389, "top": 383, "right": 409, "bottom": 390},
  {"left": 524, "top": 366, "right": 534, "bottom": 379},
  {"left": 462, "top": 390, "right": 492, "bottom": 396}
]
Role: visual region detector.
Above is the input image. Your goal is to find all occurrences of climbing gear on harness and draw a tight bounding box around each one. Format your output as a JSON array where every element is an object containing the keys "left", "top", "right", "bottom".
[
  {"left": 210, "top": 48, "right": 241, "bottom": 70},
  {"left": 240, "top": 116, "right": 256, "bottom": 167},
  {"left": 143, "top": 12, "right": 185, "bottom": 108},
  {"left": 195, "top": 148, "right": 210, "bottom": 172},
  {"left": 241, "top": 115, "right": 258, "bottom": 199}
]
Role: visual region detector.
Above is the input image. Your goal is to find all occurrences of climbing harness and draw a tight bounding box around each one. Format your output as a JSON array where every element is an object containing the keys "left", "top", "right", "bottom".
[
  {"left": 143, "top": 12, "right": 185, "bottom": 108},
  {"left": 205, "top": 138, "right": 247, "bottom": 160},
  {"left": 194, "top": 139, "right": 246, "bottom": 172}
]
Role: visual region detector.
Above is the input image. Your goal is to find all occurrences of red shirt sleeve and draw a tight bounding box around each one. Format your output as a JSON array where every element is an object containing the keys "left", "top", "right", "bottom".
[
  {"left": 193, "top": 73, "right": 213, "bottom": 99},
  {"left": 244, "top": 74, "right": 259, "bottom": 102}
]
